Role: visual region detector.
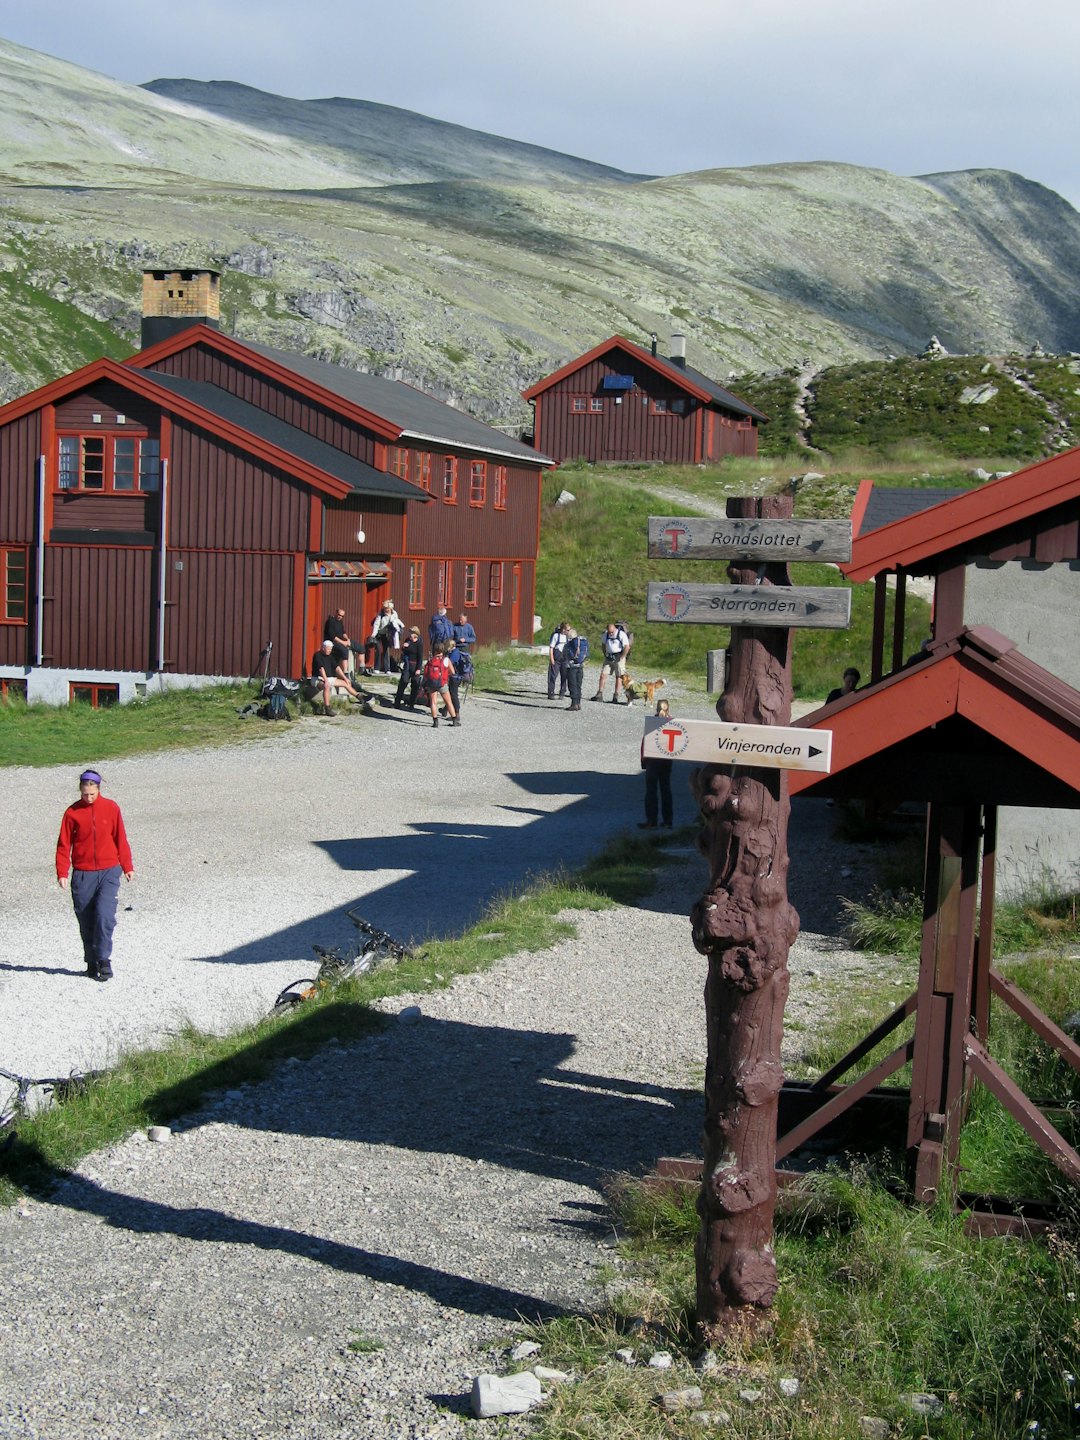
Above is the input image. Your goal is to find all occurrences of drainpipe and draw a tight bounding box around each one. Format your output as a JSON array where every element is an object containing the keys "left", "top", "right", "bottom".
[
  {"left": 157, "top": 460, "right": 169, "bottom": 671},
  {"left": 35, "top": 455, "right": 45, "bottom": 665}
]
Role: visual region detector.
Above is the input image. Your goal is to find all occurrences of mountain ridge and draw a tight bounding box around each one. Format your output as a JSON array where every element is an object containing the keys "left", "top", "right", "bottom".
[{"left": 1, "top": 37, "right": 1079, "bottom": 429}]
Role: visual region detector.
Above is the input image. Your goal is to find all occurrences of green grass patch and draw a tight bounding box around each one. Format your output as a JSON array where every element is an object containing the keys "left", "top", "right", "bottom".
[
  {"left": 518, "top": 1171, "right": 1080, "bottom": 1440},
  {"left": 0, "top": 683, "right": 293, "bottom": 768},
  {"left": 0, "top": 828, "right": 677, "bottom": 1203}
]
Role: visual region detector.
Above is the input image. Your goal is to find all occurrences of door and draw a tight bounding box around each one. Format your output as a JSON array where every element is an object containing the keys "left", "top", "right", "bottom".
[{"left": 511, "top": 563, "right": 522, "bottom": 643}]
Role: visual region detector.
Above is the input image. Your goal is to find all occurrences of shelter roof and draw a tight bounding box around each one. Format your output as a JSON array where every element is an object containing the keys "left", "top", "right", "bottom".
[
  {"left": 843, "top": 447, "right": 1080, "bottom": 582},
  {"left": 146, "top": 372, "right": 428, "bottom": 502},
  {"left": 789, "top": 626, "right": 1080, "bottom": 808},
  {"left": 521, "top": 335, "right": 768, "bottom": 420}
]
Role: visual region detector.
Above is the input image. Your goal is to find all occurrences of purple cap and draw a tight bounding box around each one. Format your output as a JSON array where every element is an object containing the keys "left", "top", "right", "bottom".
[{"left": 79, "top": 770, "right": 103, "bottom": 785}]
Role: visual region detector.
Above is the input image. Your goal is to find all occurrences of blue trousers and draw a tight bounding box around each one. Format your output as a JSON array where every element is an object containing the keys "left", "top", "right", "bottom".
[{"left": 70, "top": 865, "right": 122, "bottom": 973}]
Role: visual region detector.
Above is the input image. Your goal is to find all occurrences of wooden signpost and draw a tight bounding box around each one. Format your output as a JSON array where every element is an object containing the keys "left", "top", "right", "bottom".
[
  {"left": 647, "top": 581, "right": 851, "bottom": 629},
  {"left": 647, "top": 499, "right": 851, "bottom": 1342},
  {"left": 643, "top": 714, "right": 833, "bottom": 773},
  {"left": 648, "top": 516, "right": 852, "bottom": 563}
]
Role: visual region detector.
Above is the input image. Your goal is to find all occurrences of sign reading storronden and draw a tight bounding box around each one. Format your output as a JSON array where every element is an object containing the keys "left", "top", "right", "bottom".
[
  {"left": 647, "top": 581, "right": 851, "bottom": 629},
  {"left": 648, "top": 516, "right": 852, "bottom": 563},
  {"left": 644, "top": 714, "right": 833, "bottom": 772}
]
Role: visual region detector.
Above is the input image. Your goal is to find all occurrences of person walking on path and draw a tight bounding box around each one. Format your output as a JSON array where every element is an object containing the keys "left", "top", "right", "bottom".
[
  {"left": 422, "top": 643, "right": 459, "bottom": 727},
  {"left": 563, "top": 627, "right": 589, "bottom": 710},
  {"left": 55, "top": 769, "right": 134, "bottom": 981},
  {"left": 639, "top": 699, "right": 675, "bottom": 829},
  {"left": 592, "top": 622, "right": 631, "bottom": 703},
  {"left": 394, "top": 625, "right": 425, "bottom": 708},
  {"left": 547, "top": 621, "right": 569, "bottom": 699}
]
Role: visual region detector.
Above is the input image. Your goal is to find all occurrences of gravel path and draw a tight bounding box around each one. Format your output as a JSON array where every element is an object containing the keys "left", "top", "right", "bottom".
[{"left": 0, "top": 670, "right": 899, "bottom": 1439}]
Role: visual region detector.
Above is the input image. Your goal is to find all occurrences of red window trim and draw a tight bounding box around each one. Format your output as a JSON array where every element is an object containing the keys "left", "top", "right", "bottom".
[
  {"left": 463, "top": 561, "right": 478, "bottom": 607},
  {"left": 408, "top": 559, "right": 425, "bottom": 609},
  {"left": 1, "top": 546, "right": 28, "bottom": 625},
  {"left": 488, "top": 561, "right": 503, "bottom": 607},
  {"left": 413, "top": 451, "right": 432, "bottom": 492},
  {"left": 436, "top": 560, "right": 452, "bottom": 609},
  {"left": 69, "top": 681, "right": 119, "bottom": 709},
  {"left": 57, "top": 433, "right": 161, "bottom": 495},
  {"left": 0, "top": 677, "right": 27, "bottom": 702},
  {"left": 442, "top": 456, "right": 458, "bottom": 504},
  {"left": 493, "top": 466, "right": 508, "bottom": 510},
  {"left": 469, "top": 460, "right": 487, "bottom": 508}
]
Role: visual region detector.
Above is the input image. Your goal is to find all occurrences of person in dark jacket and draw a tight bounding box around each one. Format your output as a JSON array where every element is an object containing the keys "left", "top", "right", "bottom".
[
  {"left": 394, "top": 626, "right": 425, "bottom": 708},
  {"left": 639, "top": 700, "right": 675, "bottom": 829},
  {"left": 55, "top": 769, "right": 135, "bottom": 981}
]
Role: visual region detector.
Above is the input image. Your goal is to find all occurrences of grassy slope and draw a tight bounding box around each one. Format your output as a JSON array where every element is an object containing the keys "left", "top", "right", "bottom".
[{"left": 536, "top": 459, "right": 931, "bottom": 698}]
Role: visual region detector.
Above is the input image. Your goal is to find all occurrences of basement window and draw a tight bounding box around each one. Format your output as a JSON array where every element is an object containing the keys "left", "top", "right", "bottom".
[{"left": 69, "top": 682, "right": 119, "bottom": 709}]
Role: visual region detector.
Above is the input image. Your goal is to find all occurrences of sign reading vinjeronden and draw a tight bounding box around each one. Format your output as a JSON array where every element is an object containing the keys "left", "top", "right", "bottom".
[{"left": 644, "top": 715, "right": 833, "bottom": 773}]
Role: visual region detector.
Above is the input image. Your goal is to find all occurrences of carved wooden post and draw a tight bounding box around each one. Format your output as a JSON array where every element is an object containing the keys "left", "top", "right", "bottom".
[{"left": 691, "top": 495, "right": 800, "bottom": 1341}]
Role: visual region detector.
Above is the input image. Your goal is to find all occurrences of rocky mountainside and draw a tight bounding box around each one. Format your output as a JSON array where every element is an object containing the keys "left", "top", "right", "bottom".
[{"left": 2, "top": 38, "right": 1080, "bottom": 431}]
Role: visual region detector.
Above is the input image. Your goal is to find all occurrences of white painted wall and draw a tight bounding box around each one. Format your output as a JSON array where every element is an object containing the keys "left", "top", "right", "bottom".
[{"left": 965, "top": 560, "right": 1080, "bottom": 899}]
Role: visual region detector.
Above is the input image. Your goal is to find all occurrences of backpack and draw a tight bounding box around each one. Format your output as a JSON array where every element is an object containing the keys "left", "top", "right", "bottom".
[
  {"left": 615, "top": 622, "right": 634, "bottom": 649},
  {"left": 423, "top": 654, "right": 447, "bottom": 689},
  {"left": 266, "top": 689, "right": 290, "bottom": 721},
  {"left": 430, "top": 614, "right": 454, "bottom": 645},
  {"left": 567, "top": 635, "right": 589, "bottom": 664}
]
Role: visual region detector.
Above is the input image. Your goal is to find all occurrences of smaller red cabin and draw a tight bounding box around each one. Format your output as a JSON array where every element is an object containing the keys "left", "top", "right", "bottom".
[{"left": 523, "top": 333, "right": 766, "bottom": 466}]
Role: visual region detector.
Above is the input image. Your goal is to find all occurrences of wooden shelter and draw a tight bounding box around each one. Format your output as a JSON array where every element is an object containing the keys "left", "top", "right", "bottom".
[
  {"left": 786, "top": 627, "right": 1080, "bottom": 1214},
  {"left": 522, "top": 334, "right": 765, "bottom": 465}
]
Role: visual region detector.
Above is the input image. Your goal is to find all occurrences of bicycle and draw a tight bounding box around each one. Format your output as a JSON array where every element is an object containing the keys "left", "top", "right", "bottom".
[
  {"left": 0, "top": 1064, "right": 101, "bottom": 1134},
  {"left": 270, "top": 910, "right": 413, "bottom": 1015}
]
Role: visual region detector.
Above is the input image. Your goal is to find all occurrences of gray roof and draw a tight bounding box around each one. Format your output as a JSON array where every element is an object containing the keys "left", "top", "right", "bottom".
[
  {"left": 146, "top": 371, "right": 429, "bottom": 502},
  {"left": 856, "top": 486, "right": 970, "bottom": 537},
  {"left": 621, "top": 340, "right": 768, "bottom": 421},
  {"left": 243, "top": 341, "right": 552, "bottom": 465}
]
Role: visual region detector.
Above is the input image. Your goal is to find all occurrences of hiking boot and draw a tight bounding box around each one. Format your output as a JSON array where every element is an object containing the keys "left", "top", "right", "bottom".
[
  {"left": 95, "top": 967, "right": 113, "bottom": 982},
  {"left": 589, "top": 694, "right": 602, "bottom": 701},
  {"left": 610, "top": 696, "right": 621, "bottom": 704},
  {"left": 452, "top": 716, "right": 461, "bottom": 727},
  {"left": 432, "top": 717, "right": 439, "bottom": 728}
]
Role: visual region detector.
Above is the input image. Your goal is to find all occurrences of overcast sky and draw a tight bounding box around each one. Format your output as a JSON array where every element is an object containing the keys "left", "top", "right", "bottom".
[{"left": 4, "top": 0, "right": 1080, "bottom": 206}]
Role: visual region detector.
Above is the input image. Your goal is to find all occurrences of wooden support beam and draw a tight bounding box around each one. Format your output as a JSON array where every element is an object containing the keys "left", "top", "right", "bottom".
[
  {"left": 891, "top": 570, "right": 908, "bottom": 673},
  {"left": 989, "top": 971, "right": 1080, "bottom": 1075},
  {"left": 776, "top": 1040, "right": 914, "bottom": 1161},
  {"left": 812, "top": 991, "right": 918, "bottom": 1091},
  {"left": 964, "top": 1036, "right": 1080, "bottom": 1186},
  {"left": 871, "top": 573, "right": 887, "bottom": 682}
]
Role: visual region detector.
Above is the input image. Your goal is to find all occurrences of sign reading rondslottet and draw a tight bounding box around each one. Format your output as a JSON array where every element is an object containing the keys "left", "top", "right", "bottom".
[{"left": 643, "top": 715, "right": 833, "bottom": 773}]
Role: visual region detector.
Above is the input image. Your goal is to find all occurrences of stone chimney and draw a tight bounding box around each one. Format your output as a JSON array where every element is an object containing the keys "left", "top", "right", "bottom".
[
  {"left": 141, "top": 269, "right": 221, "bottom": 349},
  {"left": 669, "top": 332, "right": 687, "bottom": 369}
]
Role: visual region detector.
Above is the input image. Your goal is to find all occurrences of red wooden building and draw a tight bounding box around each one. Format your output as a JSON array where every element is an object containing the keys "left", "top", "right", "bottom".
[
  {"left": 522, "top": 333, "right": 766, "bottom": 465},
  {"left": 0, "top": 271, "right": 553, "bottom": 704}
]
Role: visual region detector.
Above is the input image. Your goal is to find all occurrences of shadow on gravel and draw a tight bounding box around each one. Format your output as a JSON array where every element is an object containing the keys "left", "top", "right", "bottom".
[
  {"left": 16, "top": 1006, "right": 701, "bottom": 1324},
  {"left": 188, "top": 768, "right": 642, "bottom": 967}
]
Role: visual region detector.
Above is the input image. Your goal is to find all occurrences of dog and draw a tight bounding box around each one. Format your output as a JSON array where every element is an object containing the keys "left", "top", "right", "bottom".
[{"left": 622, "top": 675, "right": 666, "bottom": 706}]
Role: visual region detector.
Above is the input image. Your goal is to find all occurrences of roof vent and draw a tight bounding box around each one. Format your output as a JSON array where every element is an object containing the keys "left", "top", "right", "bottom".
[{"left": 670, "top": 332, "right": 687, "bottom": 369}]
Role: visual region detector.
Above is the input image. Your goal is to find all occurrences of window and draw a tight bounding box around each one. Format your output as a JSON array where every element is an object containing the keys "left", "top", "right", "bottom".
[
  {"left": 408, "top": 560, "right": 424, "bottom": 609},
  {"left": 469, "top": 461, "right": 487, "bottom": 507},
  {"left": 69, "top": 682, "right": 119, "bottom": 709},
  {"left": 493, "top": 466, "right": 508, "bottom": 510},
  {"left": 0, "top": 677, "right": 27, "bottom": 703},
  {"left": 651, "top": 397, "right": 686, "bottom": 415},
  {"left": 413, "top": 452, "right": 432, "bottom": 492},
  {"left": 488, "top": 562, "right": 503, "bottom": 607},
  {"left": 590, "top": 398, "right": 604, "bottom": 413},
  {"left": 388, "top": 445, "right": 409, "bottom": 479},
  {"left": 437, "top": 561, "right": 451, "bottom": 608},
  {"left": 571, "top": 397, "right": 587, "bottom": 413},
  {"left": 463, "top": 562, "right": 478, "bottom": 607},
  {"left": 1, "top": 548, "right": 27, "bottom": 622},
  {"left": 58, "top": 435, "right": 160, "bottom": 493},
  {"left": 442, "top": 456, "right": 458, "bottom": 503}
]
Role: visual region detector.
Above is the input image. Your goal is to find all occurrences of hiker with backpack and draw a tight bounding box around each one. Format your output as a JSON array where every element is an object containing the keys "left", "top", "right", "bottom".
[
  {"left": 428, "top": 606, "right": 455, "bottom": 651},
  {"left": 394, "top": 625, "right": 425, "bottom": 709},
  {"left": 421, "top": 643, "right": 459, "bottom": 728},
  {"left": 592, "top": 621, "right": 633, "bottom": 704},
  {"left": 563, "top": 627, "right": 589, "bottom": 710}
]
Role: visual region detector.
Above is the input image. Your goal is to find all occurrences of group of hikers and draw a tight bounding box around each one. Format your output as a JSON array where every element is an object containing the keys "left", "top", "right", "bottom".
[
  {"left": 313, "top": 601, "right": 475, "bottom": 727},
  {"left": 546, "top": 619, "right": 634, "bottom": 709}
]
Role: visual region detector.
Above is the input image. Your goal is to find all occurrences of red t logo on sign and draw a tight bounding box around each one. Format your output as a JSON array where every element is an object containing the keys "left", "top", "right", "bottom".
[
  {"left": 661, "top": 591, "right": 682, "bottom": 617},
  {"left": 663, "top": 526, "right": 685, "bottom": 552},
  {"left": 660, "top": 727, "right": 681, "bottom": 753}
]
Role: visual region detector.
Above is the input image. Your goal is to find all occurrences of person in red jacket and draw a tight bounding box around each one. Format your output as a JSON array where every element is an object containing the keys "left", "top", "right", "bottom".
[{"left": 55, "top": 769, "right": 135, "bottom": 982}]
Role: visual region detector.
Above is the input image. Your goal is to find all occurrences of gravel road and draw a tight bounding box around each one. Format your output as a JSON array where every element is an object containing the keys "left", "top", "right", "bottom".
[{"left": 0, "top": 670, "right": 899, "bottom": 1439}]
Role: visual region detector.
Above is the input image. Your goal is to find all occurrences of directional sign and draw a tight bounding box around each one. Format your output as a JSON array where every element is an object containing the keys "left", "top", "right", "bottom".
[
  {"left": 647, "top": 581, "right": 851, "bottom": 629},
  {"left": 644, "top": 715, "right": 833, "bottom": 772},
  {"left": 649, "top": 516, "right": 852, "bottom": 563}
]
